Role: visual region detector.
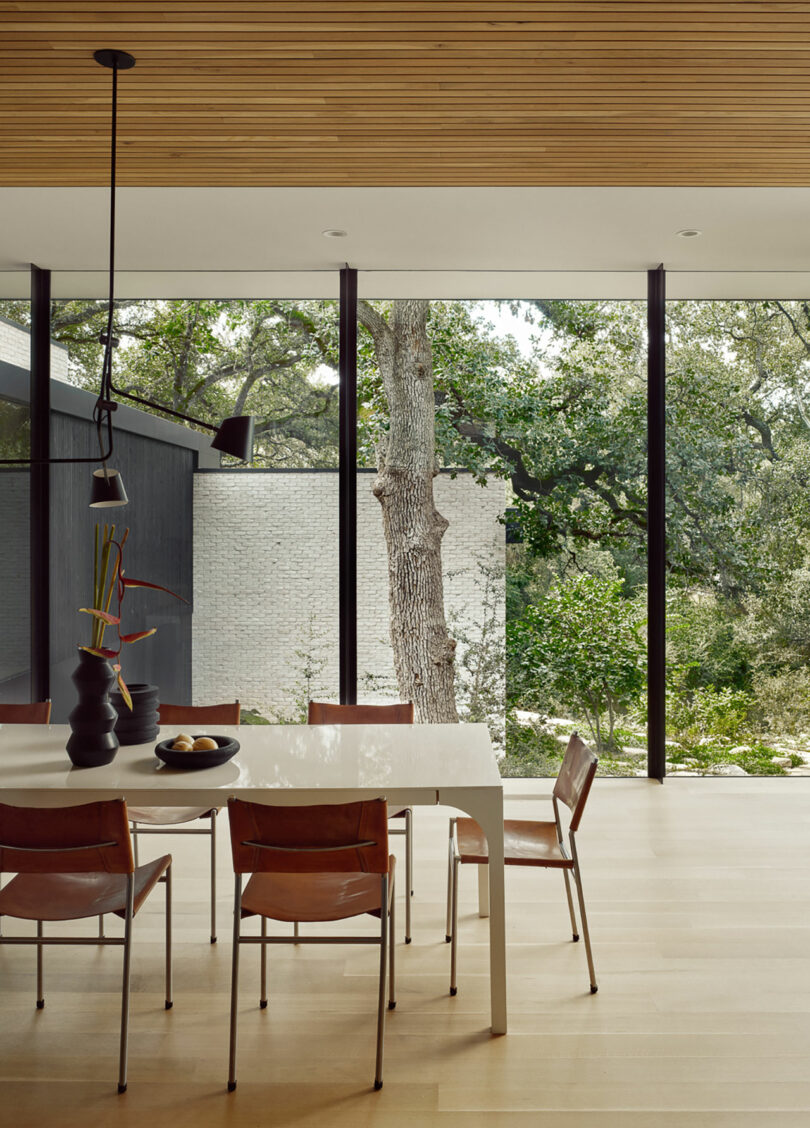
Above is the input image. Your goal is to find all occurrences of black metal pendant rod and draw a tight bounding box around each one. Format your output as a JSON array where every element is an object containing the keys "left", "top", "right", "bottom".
[
  {"left": 647, "top": 264, "right": 667, "bottom": 781},
  {"left": 339, "top": 266, "right": 358, "bottom": 705}
]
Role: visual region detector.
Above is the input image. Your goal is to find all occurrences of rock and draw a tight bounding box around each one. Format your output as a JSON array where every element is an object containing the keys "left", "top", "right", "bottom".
[
  {"left": 514, "top": 710, "right": 542, "bottom": 726},
  {"left": 728, "top": 745, "right": 753, "bottom": 755},
  {"left": 622, "top": 746, "right": 648, "bottom": 758},
  {"left": 788, "top": 766, "right": 810, "bottom": 776},
  {"left": 771, "top": 756, "right": 792, "bottom": 769},
  {"left": 709, "top": 764, "right": 748, "bottom": 776}
]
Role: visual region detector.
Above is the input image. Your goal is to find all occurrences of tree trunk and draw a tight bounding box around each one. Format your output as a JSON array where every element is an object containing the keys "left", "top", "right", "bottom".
[{"left": 358, "top": 299, "right": 459, "bottom": 723}]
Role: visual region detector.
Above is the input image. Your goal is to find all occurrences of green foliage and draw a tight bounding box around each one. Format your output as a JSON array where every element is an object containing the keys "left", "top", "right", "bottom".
[
  {"left": 666, "top": 588, "right": 753, "bottom": 691},
  {"left": 509, "top": 574, "right": 645, "bottom": 751},
  {"left": 239, "top": 708, "right": 272, "bottom": 726},
  {"left": 0, "top": 399, "right": 30, "bottom": 459},
  {"left": 500, "top": 714, "right": 563, "bottom": 778},
  {"left": 751, "top": 666, "right": 810, "bottom": 736},
  {"left": 667, "top": 683, "right": 754, "bottom": 745},
  {"left": 667, "top": 740, "right": 789, "bottom": 776}
]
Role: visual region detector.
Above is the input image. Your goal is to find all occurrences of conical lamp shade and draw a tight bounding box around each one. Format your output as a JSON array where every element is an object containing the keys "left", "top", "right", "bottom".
[
  {"left": 90, "top": 467, "right": 128, "bottom": 507},
  {"left": 211, "top": 415, "right": 254, "bottom": 462}
]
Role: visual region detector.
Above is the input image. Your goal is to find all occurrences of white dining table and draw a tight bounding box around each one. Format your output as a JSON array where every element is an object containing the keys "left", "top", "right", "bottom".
[{"left": 0, "top": 720, "right": 507, "bottom": 1034}]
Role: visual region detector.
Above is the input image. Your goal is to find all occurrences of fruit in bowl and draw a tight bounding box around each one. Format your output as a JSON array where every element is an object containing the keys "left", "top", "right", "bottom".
[
  {"left": 156, "top": 733, "right": 240, "bottom": 770},
  {"left": 170, "top": 734, "right": 219, "bottom": 751}
]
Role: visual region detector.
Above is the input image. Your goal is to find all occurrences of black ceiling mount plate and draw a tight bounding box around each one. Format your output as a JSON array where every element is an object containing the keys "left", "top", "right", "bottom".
[{"left": 94, "top": 49, "right": 136, "bottom": 70}]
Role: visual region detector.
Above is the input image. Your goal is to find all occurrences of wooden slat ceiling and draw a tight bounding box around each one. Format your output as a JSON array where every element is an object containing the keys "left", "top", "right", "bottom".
[{"left": 2, "top": 1, "right": 810, "bottom": 187}]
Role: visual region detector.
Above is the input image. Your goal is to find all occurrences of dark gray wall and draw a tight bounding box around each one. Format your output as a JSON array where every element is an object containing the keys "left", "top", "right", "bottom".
[
  {"left": 50, "top": 412, "right": 195, "bottom": 723},
  {"left": 0, "top": 466, "right": 30, "bottom": 700}
]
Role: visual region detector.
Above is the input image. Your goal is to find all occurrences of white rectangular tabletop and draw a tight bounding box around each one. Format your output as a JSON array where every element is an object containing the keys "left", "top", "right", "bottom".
[
  {"left": 0, "top": 721, "right": 507, "bottom": 1033},
  {"left": 0, "top": 722, "right": 500, "bottom": 807}
]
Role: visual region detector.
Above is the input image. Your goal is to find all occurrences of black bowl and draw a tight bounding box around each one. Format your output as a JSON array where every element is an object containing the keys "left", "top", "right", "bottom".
[{"left": 154, "top": 734, "right": 240, "bottom": 771}]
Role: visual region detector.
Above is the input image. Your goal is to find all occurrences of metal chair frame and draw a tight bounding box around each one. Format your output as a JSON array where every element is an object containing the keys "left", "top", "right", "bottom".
[
  {"left": 446, "top": 734, "right": 598, "bottom": 997},
  {"left": 129, "top": 700, "right": 239, "bottom": 943},
  {"left": 0, "top": 801, "right": 172, "bottom": 1093},
  {"left": 227, "top": 798, "right": 396, "bottom": 1092}
]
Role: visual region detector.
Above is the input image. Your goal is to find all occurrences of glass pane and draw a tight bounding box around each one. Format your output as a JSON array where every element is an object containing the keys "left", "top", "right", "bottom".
[
  {"left": 665, "top": 299, "right": 810, "bottom": 778},
  {"left": 47, "top": 297, "right": 339, "bottom": 724},
  {"left": 354, "top": 295, "right": 648, "bottom": 776},
  {"left": 0, "top": 307, "right": 32, "bottom": 701},
  {"left": 497, "top": 301, "right": 648, "bottom": 777}
]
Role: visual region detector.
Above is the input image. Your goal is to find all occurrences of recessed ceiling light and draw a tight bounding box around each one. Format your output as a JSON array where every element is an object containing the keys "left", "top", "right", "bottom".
[
  {"left": 322, "top": 228, "right": 348, "bottom": 239},
  {"left": 676, "top": 228, "right": 702, "bottom": 238}
]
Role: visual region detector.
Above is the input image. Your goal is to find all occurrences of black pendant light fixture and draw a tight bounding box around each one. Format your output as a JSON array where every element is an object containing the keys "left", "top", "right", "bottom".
[
  {"left": 1, "top": 49, "right": 254, "bottom": 485},
  {"left": 94, "top": 49, "right": 255, "bottom": 464}
]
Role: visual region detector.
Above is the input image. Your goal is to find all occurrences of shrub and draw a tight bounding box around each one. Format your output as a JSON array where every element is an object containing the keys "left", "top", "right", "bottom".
[
  {"left": 509, "top": 574, "right": 645, "bottom": 751},
  {"left": 667, "top": 683, "right": 754, "bottom": 744},
  {"left": 751, "top": 665, "right": 810, "bottom": 736}
]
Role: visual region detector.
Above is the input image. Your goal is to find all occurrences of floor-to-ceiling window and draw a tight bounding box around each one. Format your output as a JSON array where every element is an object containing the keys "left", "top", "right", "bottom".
[{"left": 664, "top": 296, "right": 810, "bottom": 778}]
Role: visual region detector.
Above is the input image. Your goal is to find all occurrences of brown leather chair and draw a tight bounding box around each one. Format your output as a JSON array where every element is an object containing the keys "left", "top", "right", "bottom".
[
  {"left": 447, "top": 732, "right": 599, "bottom": 996},
  {"left": 128, "top": 700, "right": 240, "bottom": 943},
  {"left": 308, "top": 701, "right": 415, "bottom": 943},
  {"left": 227, "top": 797, "right": 396, "bottom": 1091},
  {"left": 0, "top": 798, "right": 172, "bottom": 1093},
  {"left": 0, "top": 700, "right": 52, "bottom": 724}
]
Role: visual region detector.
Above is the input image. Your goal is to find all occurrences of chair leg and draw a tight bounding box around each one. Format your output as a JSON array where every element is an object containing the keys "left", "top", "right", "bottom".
[
  {"left": 118, "top": 876, "right": 135, "bottom": 1093},
  {"left": 562, "top": 867, "right": 579, "bottom": 942},
  {"left": 388, "top": 878, "right": 396, "bottom": 1010},
  {"left": 450, "top": 856, "right": 460, "bottom": 996},
  {"left": 131, "top": 822, "right": 139, "bottom": 866},
  {"left": 374, "top": 874, "right": 389, "bottom": 1091},
  {"left": 36, "top": 920, "right": 44, "bottom": 1008},
  {"left": 570, "top": 839, "right": 597, "bottom": 994},
  {"left": 165, "top": 863, "right": 173, "bottom": 1009},
  {"left": 210, "top": 810, "right": 217, "bottom": 944},
  {"left": 293, "top": 920, "right": 299, "bottom": 942},
  {"left": 404, "top": 808, "right": 412, "bottom": 944},
  {"left": 228, "top": 874, "right": 242, "bottom": 1092},
  {"left": 259, "top": 917, "right": 268, "bottom": 1008},
  {"left": 446, "top": 818, "right": 456, "bottom": 942}
]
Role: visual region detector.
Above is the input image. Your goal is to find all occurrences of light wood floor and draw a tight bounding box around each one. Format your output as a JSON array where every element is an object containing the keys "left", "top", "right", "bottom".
[{"left": 2, "top": 777, "right": 809, "bottom": 1127}]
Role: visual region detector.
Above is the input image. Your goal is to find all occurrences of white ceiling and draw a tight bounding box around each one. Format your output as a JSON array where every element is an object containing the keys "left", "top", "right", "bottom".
[{"left": 2, "top": 186, "right": 810, "bottom": 299}]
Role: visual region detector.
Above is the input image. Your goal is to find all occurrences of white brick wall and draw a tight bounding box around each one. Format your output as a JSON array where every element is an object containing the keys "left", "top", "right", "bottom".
[
  {"left": 0, "top": 317, "right": 69, "bottom": 380},
  {"left": 193, "top": 470, "right": 505, "bottom": 719}
]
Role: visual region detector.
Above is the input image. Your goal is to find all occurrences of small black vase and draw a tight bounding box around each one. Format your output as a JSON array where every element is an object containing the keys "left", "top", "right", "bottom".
[
  {"left": 66, "top": 648, "right": 119, "bottom": 767},
  {"left": 112, "top": 683, "right": 160, "bottom": 745}
]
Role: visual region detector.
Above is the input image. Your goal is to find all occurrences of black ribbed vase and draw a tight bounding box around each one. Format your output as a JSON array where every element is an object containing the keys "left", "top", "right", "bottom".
[
  {"left": 112, "top": 683, "right": 160, "bottom": 745},
  {"left": 66, "top": 648, "right": 119, "bottom": 767}
]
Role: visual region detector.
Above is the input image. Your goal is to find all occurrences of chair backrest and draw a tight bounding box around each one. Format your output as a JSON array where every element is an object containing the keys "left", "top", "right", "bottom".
[
  {"left": 0, "top": 700, "right": 52, "bottom": 724},
  {"left": 0, "top": 798, "right": 133, "bottom": 875},
  {"left": 158, "top": 701, "right": 240, "bottom": 726},
  {"left": 553, "top": 733, "right": 598, "bottom": 833},
  {"left": 228, "top": 798, "right": 389, "bottom": 875},
  {"left": 307, "top": 701, "right": 414, "bottom": 725}
]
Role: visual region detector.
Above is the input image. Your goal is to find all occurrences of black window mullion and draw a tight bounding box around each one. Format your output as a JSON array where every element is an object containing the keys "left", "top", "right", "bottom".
[{"left": 647, "top": 265, "right": 666, "bottom": 781}]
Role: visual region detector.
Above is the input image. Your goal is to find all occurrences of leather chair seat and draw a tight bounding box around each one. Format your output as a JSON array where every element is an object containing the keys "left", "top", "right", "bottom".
[
  {"left": 0, "top": 854, "right": 170, "bottom": 921},
  {"left": 241, "top": 855, "right": 396, "bottom": 923},
  {"left": 456, "top": 818, "right": 572, "bottom": 868}
]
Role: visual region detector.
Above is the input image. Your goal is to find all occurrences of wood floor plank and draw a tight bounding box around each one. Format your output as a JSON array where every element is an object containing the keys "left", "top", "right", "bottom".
[{"left": 1, "top": 777, "right": 809, "bottom": 1123}]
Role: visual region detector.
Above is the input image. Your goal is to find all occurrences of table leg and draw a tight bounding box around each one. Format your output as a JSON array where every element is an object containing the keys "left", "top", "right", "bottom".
[
  {"left": 442, "top": 787, "right": 506, "bottom": 1035},
  {"left": 477, "top": 865, "right": 490, "bottom": 917}
]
